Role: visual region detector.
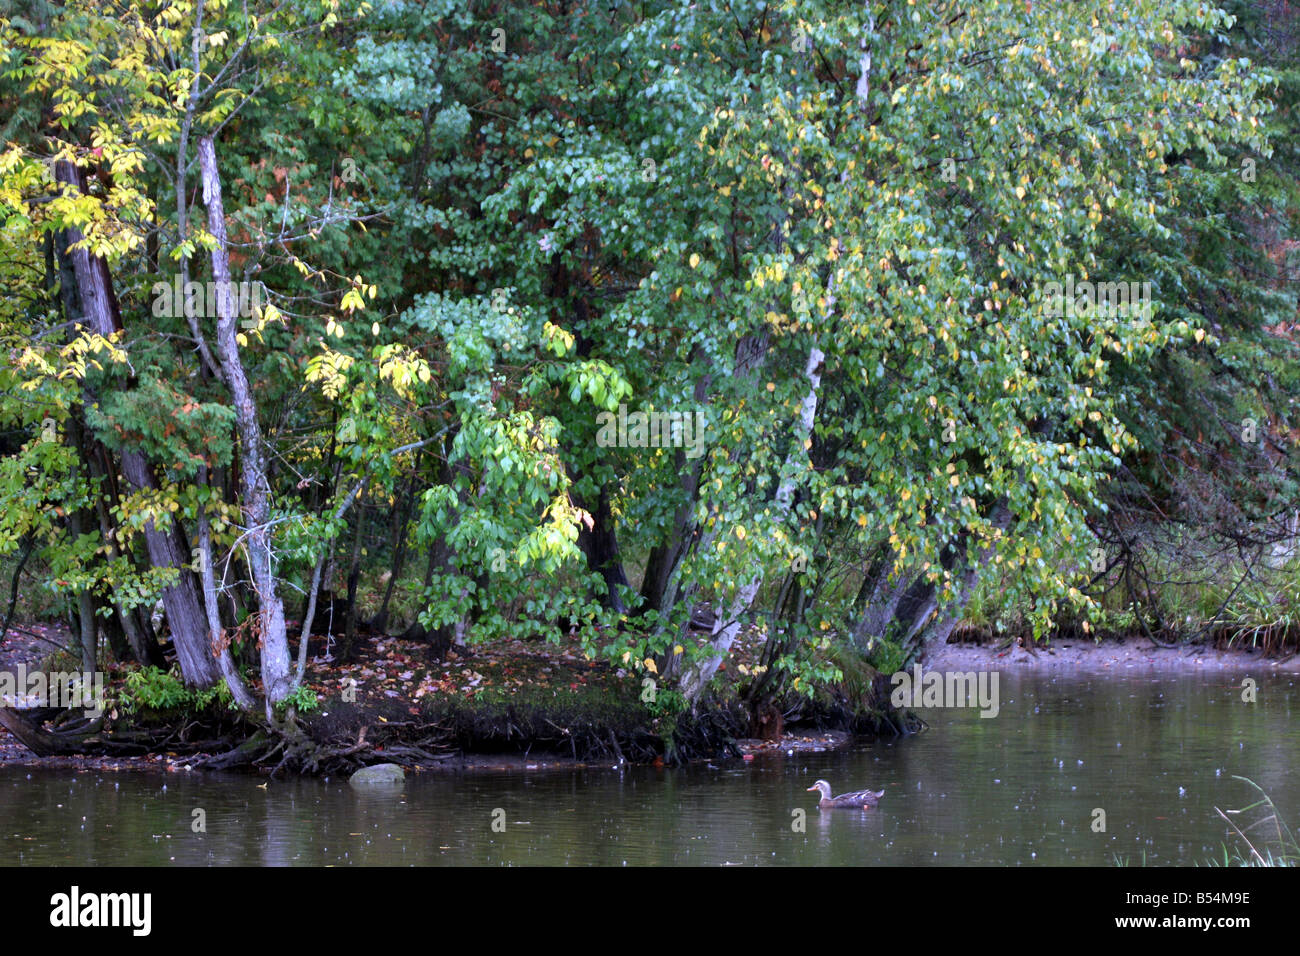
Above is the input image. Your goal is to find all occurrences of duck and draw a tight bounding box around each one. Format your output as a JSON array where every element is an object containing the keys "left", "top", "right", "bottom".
[{"left": 807, "top": 779, "right": 884, "bottom": 809}]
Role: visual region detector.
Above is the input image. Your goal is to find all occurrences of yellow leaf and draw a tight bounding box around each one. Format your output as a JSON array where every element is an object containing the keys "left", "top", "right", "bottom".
[
  {"left": 644, "top": 658, "right": 658, "bottom": 674},
  {"left": 689, "top": 253, "right": 701, "bottom": 269},
  {"left": 673, "top": 645, "right": 684, "bottom": 655}
]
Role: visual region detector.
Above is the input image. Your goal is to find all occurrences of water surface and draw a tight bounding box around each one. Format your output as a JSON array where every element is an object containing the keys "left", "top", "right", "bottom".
[{"left": 2, "top": 669, "right": 1295, "bottom": 865}]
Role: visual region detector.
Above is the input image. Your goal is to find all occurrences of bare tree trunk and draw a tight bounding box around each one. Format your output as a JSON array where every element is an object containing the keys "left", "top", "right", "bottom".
[
  {"left": 907, "top": 501, "right": 1013, "bottom": 658},
  {"left": 848, "top": 544, "right": 908, "bottom": 652},
  {"left": 65, "top": 418, "right": 98, "bottom": 672},
  {"left": 375, "top": 471, "right": 418, "bottom": 633},
  {"left": 93, "top": 593, "right": 131, "bottom": 664},
  {"left": 341, "top": 501, "right": 366, "bottom": 661},
  {"left": 573, "top": 481, "right": 630, "bottom": 614},
  {"left": 295, "top": 474, "right": 366, "bottom": 683},
  {"left": 197, "top": 466, "right": 256, "bottom": 711},
  {"left": 176, "top": 1, "right": 225, "bottom": 386},
  {"left": 0, "top": 708, "right": 91, "bottom": 756},
  {"left": 640, "top": 363, "right": 712, "bottom": 617},
  {"left": 84, "top": 436, "right": 167, "bottom": 667},
  {"left": 74, "top": 578, "right": 97, "bottom": 672},
  {"left": 680, "top": 346, "right": 825, "bottom": 704},
  {"left": 850, "top": 501, "right": 1013, "bottom": 662},
  {"left": 52, "top": 159, "right": 220, "bottom": 688},
  {"left": 198, "top": 136, "right": 292, "bottom": 712}
]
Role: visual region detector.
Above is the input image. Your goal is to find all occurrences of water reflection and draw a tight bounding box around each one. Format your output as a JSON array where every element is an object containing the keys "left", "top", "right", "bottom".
[{"left": 1, "top": 669, "right": 1295, "bottom": 865}]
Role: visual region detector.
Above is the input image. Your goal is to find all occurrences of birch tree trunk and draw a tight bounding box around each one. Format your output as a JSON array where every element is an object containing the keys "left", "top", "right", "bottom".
[
  {"left": 679, "top": 345, "right": 825, "bottom": 704},
  {"left": 197, "top": 465, "right": 256, "bottom": 711},
  {"left": 198, "top": 135, "right": 293, "bottom": 712},
  {"left": 677, "top": 19, "right": 860, "bottom": 704}
]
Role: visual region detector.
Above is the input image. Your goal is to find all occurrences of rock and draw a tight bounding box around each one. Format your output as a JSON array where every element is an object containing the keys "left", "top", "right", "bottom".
[{"left": 349, "top": 763, "right": 405, "bottom": 786}]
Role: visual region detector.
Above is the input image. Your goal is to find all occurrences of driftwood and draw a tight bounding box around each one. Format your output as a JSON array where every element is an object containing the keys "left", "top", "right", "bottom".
[{"left": 0, "top": 708, "right": 92, "bottom": 754}]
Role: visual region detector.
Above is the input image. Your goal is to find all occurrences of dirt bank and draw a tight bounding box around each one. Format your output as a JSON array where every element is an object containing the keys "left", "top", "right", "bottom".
[{"left": 0, "top": 619, "right": 873, "bottom": 774}]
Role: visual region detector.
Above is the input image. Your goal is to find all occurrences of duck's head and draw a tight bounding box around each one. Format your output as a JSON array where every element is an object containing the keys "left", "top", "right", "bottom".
[{"left": 807, "top": 780, "right": 832, "bottom": 799}]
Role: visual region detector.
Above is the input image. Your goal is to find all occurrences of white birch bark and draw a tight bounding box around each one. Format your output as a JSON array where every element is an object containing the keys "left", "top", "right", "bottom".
[
  {"left": 199, "top": 136, "right": 293, "bottom": 713},
  {"left": 679, "top": 346, "right": 825, "bottom": 703},
  {"left": 197, "top": 465, "right": 256, "bottom": 710}
]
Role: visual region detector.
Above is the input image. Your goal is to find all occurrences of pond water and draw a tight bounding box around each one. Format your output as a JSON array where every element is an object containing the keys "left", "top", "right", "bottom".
[{"left": 2, "top": 669, "right": 1296, "bottom": 865}]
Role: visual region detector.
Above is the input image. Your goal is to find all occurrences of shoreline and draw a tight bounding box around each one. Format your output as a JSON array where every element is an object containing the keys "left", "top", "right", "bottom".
[
  {"left": 0, "top": 726, "right": 858, "bottom": 776},
  {"left": 924, "top": 635, "right": 1300, "bottom": 673},
  {"left": 4, "top": 629, "right": 1294, "bottom": 775}
]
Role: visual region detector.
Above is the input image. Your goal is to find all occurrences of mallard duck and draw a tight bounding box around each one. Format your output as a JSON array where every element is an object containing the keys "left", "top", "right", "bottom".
[{"left": 807, "top": 779, "right": 884, "bottom": 809}]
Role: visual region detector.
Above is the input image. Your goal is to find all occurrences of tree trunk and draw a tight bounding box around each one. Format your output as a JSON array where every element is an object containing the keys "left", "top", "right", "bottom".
[
  {"left": 639, "top": 364, "right": 711, "bottom": 616},
  {"left": 198, "top": 136, "right": 293, "bottom": 711},
  {"left": 0, "top": 708, "right": 89, "bottom": 756},
  {"left": 374, "top": 472, "right": 417, "bottom": 634},
  {"left": 65, "top": 419, "right": 98, "bottom": 672},
  {"left": 907, "top": 501, "right": 1013, "bottom": 658},
  {"left": 574, "top": 481, "right": 630, "bottom": 614},
  {"left": 52, "top": 159, "right": 220, "bottom": 688},
  {"left": 196, "top": 466, "right": 257, "bottom": 711},
  {"left": 341, "top": 502, "right": 366, "bottom": 662},
  {"left": 74, "top": 582, "right": 97, "bottom": 672},
  {"left": 850, "top": 501, "right": 1014, "bottom": 661},
  {"left": 295, "top": 473, "right": 368, "bottom": 683},
  {"left": 680, "top": 345, "right": 824, "bottom": 704},
  {"left": 83, "top": 434, "right": 167, "bottom": 667}
]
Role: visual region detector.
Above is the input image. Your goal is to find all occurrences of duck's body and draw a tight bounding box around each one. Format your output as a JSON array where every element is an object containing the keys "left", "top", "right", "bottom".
[{"left": 807, "top": 779, "right": 884, "bottom": 809}]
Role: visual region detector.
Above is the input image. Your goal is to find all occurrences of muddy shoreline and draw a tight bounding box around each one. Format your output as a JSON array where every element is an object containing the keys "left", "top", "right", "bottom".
[
  {"left": 925, "top": 635, "right": 1300, "bottom": 673},
  {"left": 397, "top": 730, "right": 855, "bottom": 773},
  {"left": 3, "top": 629, "right": 1292, "bottom": 775},
  {"left": 0, "top": 724, "right": 856, "bottom": 775}
]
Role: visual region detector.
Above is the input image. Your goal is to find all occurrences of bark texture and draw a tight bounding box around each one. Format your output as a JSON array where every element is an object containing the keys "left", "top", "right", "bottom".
[
  {"left": 53, "top": 159, "right": 220, "bottom": 687},
  {"left": 199, "top": 136, "right": 293, "bottom": 709}
]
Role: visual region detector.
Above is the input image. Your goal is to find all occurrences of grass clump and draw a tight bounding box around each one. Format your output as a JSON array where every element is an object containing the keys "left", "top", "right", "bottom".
[{"left": 1210, "top": 776, "right": 1298, "bottom": 867}]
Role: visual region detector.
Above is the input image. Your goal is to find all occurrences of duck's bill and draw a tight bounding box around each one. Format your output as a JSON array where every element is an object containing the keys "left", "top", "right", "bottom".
[{"left": 806, "top": 785, "right": 818, "bottom": 791}]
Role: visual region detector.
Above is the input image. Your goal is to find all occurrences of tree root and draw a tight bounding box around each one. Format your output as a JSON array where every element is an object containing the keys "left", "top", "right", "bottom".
[{"left": 2, "top": 680, "right": 906, "bottom": 774}]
